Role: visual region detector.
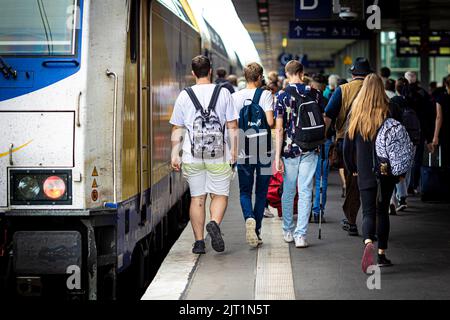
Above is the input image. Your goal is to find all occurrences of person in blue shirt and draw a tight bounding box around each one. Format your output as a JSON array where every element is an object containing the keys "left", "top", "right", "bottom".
[{"left": 274, "top": 61, "right": 324, "bottom": 248}]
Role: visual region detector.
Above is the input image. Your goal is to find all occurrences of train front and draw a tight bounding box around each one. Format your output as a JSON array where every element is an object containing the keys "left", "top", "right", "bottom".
[{"left": 0, "top": 0, "right": 91, "bottom": 299}]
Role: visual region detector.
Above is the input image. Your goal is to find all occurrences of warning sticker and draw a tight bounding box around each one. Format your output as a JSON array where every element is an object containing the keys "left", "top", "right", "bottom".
[
  {"left": 91, "top": 189, "right": 99, "bottom": 202},
  {"left": 92, "top": 167, "right": 98, "bottom": 177},
  {"left": 92, "top": 179, "right": 98, "bottom": 189}
]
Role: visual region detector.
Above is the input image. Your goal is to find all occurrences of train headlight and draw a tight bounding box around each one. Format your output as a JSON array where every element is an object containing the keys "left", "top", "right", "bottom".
[
  {"left": 10, "top": 170, "right": 72, "bottom": 205},
  {"left": 43, "top": 176, "right": 66, "bottom": 200},
  {"left": 17, "top": 176, "right": 40, "bottom": 200}
]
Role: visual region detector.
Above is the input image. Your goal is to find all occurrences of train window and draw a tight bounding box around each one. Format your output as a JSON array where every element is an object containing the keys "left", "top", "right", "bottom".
[
  {"left": 158, "top": 0, "right": 191, "bottom": 26},
  {"left": 0, "top": 0, "right": 79, "bottom": 56},
  {"left": 129, "top": 0, "right": 140, "bottom": 64}
]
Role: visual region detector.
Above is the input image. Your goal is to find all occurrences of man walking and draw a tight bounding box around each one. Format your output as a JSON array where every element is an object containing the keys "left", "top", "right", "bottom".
[
  {"left": 324, "top": 57, "right": 373, "bottom": 236},
  {"left": 233, "top": 62, "right": 274, "bottom": 247},
  {"left": 170, "top": 55, "right": 238, "bottom": 254},
  {"left": 274, "top": 60, "right": 324, "bottom": 248}
]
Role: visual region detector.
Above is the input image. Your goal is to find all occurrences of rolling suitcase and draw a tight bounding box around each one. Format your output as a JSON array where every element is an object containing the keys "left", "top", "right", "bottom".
[{"left": 420, "top": 146, "right": 450, "bottom": 202}]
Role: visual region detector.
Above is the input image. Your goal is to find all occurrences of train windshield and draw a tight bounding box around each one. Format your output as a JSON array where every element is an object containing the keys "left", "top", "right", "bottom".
[{"left": 0, "top": 0, "right": 79, "bottom": 56}]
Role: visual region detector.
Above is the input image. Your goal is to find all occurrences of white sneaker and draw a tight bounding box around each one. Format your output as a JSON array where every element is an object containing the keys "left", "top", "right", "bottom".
[
  {"left": 264, "top": 207, "right": 274, "bottom": 218},
  {"left": 245, "top": 218, "right": 259, "bottom": 248},
  {"left": 283, "top": 231, "right": 294, "bottom": 243},
  {"left": 295, "top": 236, "right": 308, "bottom": 248}
]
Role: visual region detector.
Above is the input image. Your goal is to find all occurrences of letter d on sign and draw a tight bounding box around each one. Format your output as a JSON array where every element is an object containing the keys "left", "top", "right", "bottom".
[
  {"left": 300, "top": 0, "right": 319, "bottom": 10},
  {"left": 66, "top": 265, "right": 81, "bottom": 290}
]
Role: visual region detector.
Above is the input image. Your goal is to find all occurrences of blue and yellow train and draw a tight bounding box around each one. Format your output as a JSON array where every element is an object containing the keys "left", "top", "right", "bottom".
[{"left": 0, "top": 0, "right": 242, "bottom": 300}]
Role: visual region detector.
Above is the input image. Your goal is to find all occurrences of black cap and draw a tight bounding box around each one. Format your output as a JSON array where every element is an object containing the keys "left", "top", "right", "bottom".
[{"left": 349, "top": 57, "right": 373, "bottom": 76}]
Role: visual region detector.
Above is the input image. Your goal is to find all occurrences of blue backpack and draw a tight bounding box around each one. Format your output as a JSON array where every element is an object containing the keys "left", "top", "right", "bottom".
[{"left": 238, "top": 88, "right": 271, "bottom": 163}]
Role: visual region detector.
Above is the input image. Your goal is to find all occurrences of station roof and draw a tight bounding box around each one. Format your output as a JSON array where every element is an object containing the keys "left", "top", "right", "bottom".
[{"left": 232, "top": 0, "right": 450, "bottom": 70}]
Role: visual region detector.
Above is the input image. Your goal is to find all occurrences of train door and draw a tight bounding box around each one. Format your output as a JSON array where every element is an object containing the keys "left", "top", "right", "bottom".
[{"left": 139, "top": 0, "right": 151, "bottom": 220}]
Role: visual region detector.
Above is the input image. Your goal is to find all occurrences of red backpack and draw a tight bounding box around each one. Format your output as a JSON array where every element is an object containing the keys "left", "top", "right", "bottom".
[{"left": 266, "top": 172, "right": 298, "bottom": 217}]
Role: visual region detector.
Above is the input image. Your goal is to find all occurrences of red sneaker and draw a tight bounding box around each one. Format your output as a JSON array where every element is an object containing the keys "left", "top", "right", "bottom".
[{"left": 361, "top": 242, "right": 375, "bottom": 274}]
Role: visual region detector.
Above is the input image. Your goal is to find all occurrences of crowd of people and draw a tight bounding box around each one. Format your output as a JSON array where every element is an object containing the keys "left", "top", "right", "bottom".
[{"left": 170, "top": 55, "right": 449, "bottom": 273}]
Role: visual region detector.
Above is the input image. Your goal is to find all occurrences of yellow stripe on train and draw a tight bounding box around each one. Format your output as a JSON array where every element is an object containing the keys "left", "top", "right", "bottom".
[{"left": 0, "top": 140, "right": 33, "bottom": 159}]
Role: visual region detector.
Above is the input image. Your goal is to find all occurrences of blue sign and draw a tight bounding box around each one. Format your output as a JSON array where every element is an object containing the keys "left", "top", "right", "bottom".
[
  {"left": 289, "top": 21, "right": 372, "bottom": 40},
  {"left": 278, "top": 53, "right": 293, "bottom": 66},
  {"left": 295, "top": 0, "right": 332, "bottom": 19}
]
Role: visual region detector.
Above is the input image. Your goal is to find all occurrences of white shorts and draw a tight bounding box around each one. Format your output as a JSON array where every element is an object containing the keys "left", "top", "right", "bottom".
[{"left": 182, "top": 162, "right": 233, "bottom": 197}]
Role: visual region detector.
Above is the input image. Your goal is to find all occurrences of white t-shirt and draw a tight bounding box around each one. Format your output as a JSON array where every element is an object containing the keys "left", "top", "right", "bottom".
[
  {"left": 232, "top": 88, "right": 275, "bottom": 115},
  {"left": 170, "top": 84, "right": 239, "bottom": 164}
]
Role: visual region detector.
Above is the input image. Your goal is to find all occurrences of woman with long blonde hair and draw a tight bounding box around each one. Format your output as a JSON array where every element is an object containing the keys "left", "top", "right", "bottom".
[{"left": 344, "top": 73, "right": 398, "bottom": 273}]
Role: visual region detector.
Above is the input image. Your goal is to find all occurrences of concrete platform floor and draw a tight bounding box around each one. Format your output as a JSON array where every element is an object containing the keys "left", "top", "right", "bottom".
[{"left": 142, "top": 171, "right": 450, "bottom": 300}]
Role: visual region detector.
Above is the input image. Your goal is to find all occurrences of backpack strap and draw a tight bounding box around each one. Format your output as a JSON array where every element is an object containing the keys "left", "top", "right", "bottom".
[
  {"left": 252, "top": 87, "right": 264, "bottom": 105},
  {"left": 284, "top": 85, "right": 302, "bottom": 101},
  {"left": 337, "top": 92, "right": 359, "bottom": 132},
  {"left": 184, "top": 87, "right": 204, "bottom": 112},
  {"left": 208, "top": 84, "right": 223, "bottom": 111}
]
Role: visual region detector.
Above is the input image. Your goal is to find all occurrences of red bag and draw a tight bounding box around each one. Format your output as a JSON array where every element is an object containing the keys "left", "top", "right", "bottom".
[{"left": 266, "top": 172, "right": 298, "bottom": 217}]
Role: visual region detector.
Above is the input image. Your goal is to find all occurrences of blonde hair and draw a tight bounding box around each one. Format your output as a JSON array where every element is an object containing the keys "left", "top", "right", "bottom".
[{"left": 347, "top": 73, "right": 389, "bottom": 141}]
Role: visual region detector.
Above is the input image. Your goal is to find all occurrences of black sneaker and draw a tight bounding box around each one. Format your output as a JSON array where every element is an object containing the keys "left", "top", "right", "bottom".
[
  {"left": 389, "top": 203, "right": 397, "bottom": 215},
  {"left": 377, "top": 254, "right": 393, "bottom": 267},
  {"left": 341, "top": 219, "right": 350, "bottom": 231},
  {"left": 341, "top": 187, "right": 346, "bottom": 198},
  {"left": 313, "top": 214, "right": 326, "bottom": 224},
  {"left": 206, "top": 221, "right": 225, "bottom": 252},
  {"left": 348, "top": 224, "right": 359, "bottom": 236},
  {"left": 396, "top": 197, "right": 407, "bottom": 212},
  {"left": 192, "top": 240, "right": 206, "bottom": 254}
]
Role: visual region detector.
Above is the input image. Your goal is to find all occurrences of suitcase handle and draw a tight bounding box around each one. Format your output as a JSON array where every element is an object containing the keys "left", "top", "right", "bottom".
[{"left": 428, "top": 145, "right": 442, "bottom": 167}]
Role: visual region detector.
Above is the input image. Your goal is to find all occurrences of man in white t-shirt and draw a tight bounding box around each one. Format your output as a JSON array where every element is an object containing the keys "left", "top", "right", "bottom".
[
  {"left": 232, "top": 62, "right": 274, "bottom": 248},
  {"left": 170, "top": 55, "right": 238, "bottom": 254}
]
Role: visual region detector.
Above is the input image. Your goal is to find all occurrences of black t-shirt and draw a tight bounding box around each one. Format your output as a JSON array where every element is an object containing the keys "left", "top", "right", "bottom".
[
  {"left": 388, "top": 97, "right": 405, "bottom": 122},
  {"left": 436, "top": 92, "right": 450, "bottom": 143}
]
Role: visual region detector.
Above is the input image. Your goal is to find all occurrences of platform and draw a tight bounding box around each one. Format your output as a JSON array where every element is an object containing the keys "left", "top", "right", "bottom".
[{"left": 142, "top": 171, "right": 450, "bottom": 300}]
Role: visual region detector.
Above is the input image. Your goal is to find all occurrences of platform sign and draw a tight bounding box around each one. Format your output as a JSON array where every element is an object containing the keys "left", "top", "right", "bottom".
[
  {"left": 295, "top": 0, "right": 332, "bottom": 20},
  {"left": 397, "top": 31, "right": 450, "bottom": 57},
  {"left": 279, "top": 53, "right": 293, "bottom": 66},
  {"left": 289, "top": 21, "right": 372, "bottom": 39}
]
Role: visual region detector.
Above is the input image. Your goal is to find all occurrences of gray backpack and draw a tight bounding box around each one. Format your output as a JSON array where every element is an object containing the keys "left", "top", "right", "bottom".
[
  {"left": 184, "top": 85, "right": 225, "bottom": 159},
  {"left": 374, "top": 118, "right": 414, "bottom": 177}
]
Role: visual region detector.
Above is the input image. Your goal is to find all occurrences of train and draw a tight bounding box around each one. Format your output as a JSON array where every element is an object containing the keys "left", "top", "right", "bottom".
[{"left": 0, "top": 0, "right": 243, "bottom": 300}]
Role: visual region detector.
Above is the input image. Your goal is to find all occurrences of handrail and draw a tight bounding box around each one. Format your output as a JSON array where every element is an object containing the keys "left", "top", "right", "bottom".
[
  {"left": 76, "top": 91, "right": 82, "bottom": 127},
  {"left": 106, "top": 69, "right": 118, "bottom": 204},
  {"left": 8, "top": 143, "right": 13, "bottom": 166}
]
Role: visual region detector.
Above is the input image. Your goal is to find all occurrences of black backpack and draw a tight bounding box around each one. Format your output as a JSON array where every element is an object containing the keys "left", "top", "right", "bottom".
[
  {"left": 285, "top": 86, "right": 325, "bottom": 151},
  {"left": 392, "top": 96, "right": 421, "bottom": 145},
  {"left": 184, "top": 85, "right": 225, "bottom": 159},
  {"left": 238, "top": 88, "right": 271, "bottom": 163}
]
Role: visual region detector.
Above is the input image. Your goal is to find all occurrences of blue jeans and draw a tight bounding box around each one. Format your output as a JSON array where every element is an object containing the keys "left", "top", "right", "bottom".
[
  {"left": 282, "top": 152, "right": 318, "bottom": 238},
  {"left": 395, "top": 146, "right": 415, "bottom": 200},
  {"left": 313, "top": 139, "right": 332, "bottom": 216},
  {"left": 238, "top": 163, "right": 272, "bottom": 235}
]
